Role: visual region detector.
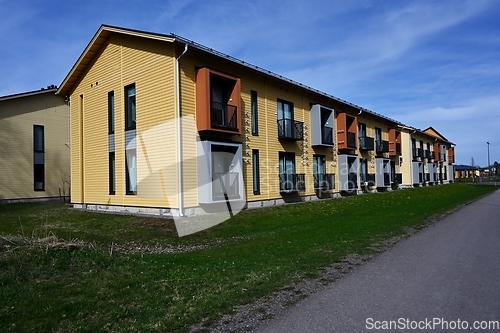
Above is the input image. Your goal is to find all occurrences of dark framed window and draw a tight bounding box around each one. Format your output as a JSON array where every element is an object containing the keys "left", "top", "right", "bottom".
[
  {"left": 125, "top": 84, "right": 136, "bottom": 130},
  {"left": 109, "top": 152, "right": 115, "bottom": 195},
  {"left": 251, "top": 90, "right": 258, "bottom": 135},
  {"left": 33, "top": 125, "right": 45, "bottom": 191},
  {"left": 108, "top": 91, "right": 115, "bottom": 134},
  {"left": 126, "top": 149, "right": 137, "bottom": 195},
  {"left": 252, "top": 149, "right": 260, "bottom": 194}
]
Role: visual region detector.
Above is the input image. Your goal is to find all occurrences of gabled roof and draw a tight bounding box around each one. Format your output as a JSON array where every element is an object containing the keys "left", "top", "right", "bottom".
[
  {"left": 423, "top": 126, "right": 449, "bottom": 142},
  {"left": 57, "top": 24, "right": 407, "bottom": 127},
  {"left": 0, "top": 88, "right": 57, "bottom": 102}
]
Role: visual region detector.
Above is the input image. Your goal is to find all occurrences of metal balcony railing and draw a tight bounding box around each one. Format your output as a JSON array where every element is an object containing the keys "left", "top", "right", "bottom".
[
  {"left": 359, "top": 136, "right": 375, "bottom": 151},
  {"left": 211, "top": 101, "right": 238, "bottom": 131},
  {"left": 392, "top": 173, "right": 403, "bottom": 184},
  {"left": 313, "top": 173, "right": 335, "bottom": 191},
  {"left": 376, "top": 140, "right": 389, "bottom": 153},
  {"left": 279, "top": 173, "right": 306, "bottom": 192},
  {"left": 278, "top": 119, "right": 304, "bottom": 140}
]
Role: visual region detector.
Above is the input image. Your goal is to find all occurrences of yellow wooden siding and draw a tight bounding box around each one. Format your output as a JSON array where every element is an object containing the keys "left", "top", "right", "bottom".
[
  {"left": 69, "top": 33, "right": 178, "bottom": 209},
  {"left": 0, "top": 93, "right": 69, "bottom": 200},
  {"left": 400, "top": 131, "right": 413, "bottom": 185}
]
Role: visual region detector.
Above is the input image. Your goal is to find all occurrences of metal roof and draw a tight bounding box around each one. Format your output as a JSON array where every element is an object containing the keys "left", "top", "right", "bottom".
[{"left": 0, "top": 88, "right": 57, "bottom": 102}]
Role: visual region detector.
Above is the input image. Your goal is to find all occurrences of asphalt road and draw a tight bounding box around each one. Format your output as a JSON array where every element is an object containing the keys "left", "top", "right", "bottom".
[{"left": 254, "top": 189, "right": 500, "bottom": 333}]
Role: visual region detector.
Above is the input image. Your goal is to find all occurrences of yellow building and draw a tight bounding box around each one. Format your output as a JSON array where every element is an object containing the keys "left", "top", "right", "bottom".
[
  {"left": 0, "top": 88, "right": 70, "bottom": 202},
  {"left": 57, "top": 25, "right": 454, "bottom": 216}
]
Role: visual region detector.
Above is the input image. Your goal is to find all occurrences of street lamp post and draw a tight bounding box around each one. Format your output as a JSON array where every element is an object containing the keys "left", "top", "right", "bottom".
[{"left": 487, "top": 141, "right": 490, "bottom": 182}]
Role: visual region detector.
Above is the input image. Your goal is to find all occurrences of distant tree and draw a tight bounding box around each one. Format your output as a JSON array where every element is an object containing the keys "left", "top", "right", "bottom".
[{"left": 41, "top": 84, "right": 57, "bottom": 90}]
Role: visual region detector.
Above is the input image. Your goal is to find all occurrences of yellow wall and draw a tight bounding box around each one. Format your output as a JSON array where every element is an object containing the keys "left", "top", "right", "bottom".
[
  {"left": 0, "top": 91, "right": 69, "bottom": 200},
  {"left": 68, "top": 33, "right": 178, "bottom": 208}
]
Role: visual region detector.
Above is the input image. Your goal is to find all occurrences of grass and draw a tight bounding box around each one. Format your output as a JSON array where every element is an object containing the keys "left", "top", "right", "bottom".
[{"left": 0, "top": 184, "right": 497, "bottom": 332}]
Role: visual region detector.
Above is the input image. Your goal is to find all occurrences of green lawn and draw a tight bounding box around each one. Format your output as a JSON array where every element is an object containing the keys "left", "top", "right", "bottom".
[{"left": 0, "top": 184, "right": 497, "bottom": 332}]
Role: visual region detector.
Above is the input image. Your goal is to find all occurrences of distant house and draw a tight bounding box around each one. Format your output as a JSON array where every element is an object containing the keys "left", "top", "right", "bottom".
[{"left": 0, "top": 88, "right": 70, "bottom": 202}]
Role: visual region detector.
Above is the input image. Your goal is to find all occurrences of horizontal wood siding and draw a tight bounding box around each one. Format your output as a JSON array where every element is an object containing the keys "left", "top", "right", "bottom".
[
  {"left": 69, "top": 33, "right": 177, "bottom": 209},
  {"left": 0, "top": 93, "right": 69, "bottom": 200}
]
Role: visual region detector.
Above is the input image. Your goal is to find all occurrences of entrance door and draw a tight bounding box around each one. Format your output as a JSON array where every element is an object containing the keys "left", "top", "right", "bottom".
[
  {"left": 212, "top": 145, "right": 238, "bottom": 199},
  {"left": 313, "top": 155, "right": 326, "bottom": 189},
  {"left": 279, "top": 152, "right": 295, "bottom": 191}
]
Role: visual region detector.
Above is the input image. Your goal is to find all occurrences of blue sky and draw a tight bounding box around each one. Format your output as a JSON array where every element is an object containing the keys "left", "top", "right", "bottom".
[{"left": 1, "top": 0, "right": 499, "bottom": 166}]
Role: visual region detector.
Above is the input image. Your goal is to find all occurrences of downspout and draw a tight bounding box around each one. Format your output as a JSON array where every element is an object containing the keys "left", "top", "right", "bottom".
[{"left": 175, "top": 43, "right": 188, "bottom": 217}]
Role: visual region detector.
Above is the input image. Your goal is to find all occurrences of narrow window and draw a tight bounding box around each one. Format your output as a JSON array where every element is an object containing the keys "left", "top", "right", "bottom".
[
  {"left": 108, "top": 91, "right": 115, "bottom": 134},
  {"left": 125, "top": 84, "right": 136, "bottom": 130},
  {"left": 109, "top": 152, "right": 115, "bottom": 195},
  {"left": 33, "top": 125, "right": 44, "bottom": 191},
  {"left": 277, "top": 99, "right": 294, "bottom": 138},
  {"left": 251, "top": 90, "right": 258, "bottom": 135},
  {"left": 126, "top": 149, "right": 137, "bottom": 195},
  {"left": 252, "top": 149, "right": 260, "bottom": 194}
]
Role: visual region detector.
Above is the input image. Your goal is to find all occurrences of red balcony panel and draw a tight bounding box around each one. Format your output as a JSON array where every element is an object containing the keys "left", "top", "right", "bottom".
[
  {"left": 337, "top": 112, "right": 357, "bottom": 150},
  {"left": 388, "top": 128, "right": 402, "bottom": 156},
  {"left": 196, "top": 67, "right": 241, "bottom": 135}
]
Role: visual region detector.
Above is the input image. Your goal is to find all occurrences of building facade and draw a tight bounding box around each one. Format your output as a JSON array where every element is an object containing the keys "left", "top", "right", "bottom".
[
  {"left": 0, "top": 88, "right": 70, "bottom": 202},
  {"left": 57, "top": 25, "right": 455, "bottom": 216}
]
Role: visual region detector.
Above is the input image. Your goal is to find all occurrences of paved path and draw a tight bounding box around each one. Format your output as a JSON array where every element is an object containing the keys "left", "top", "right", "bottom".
[{"left": 254, "top": 190, "right": 500, "bottom": 332}]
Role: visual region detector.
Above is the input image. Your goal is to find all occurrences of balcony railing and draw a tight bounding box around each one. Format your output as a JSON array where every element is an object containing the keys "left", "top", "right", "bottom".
[
  {"left": 347, "top": 132, "right": 357, "bottom": 149},
  {"left": 278, "top": 119, "right": 304, "bottom": 140},
  {"left": 392, "top": 173, "right": 403, "bottom": 184},
  {"left": 313, "top": 173, "right": 335, "bottom": 191},
  {"left": 212, "top": 172, "right": 240, "bottom": 199},
  {"left": 360, "top": 173, "right": 376, "bottom": 186},
  {"left": 322, "top": 126, "right": 334, "bottom": 145},
  {"left": 359, "top": 136, "right": 375, "bottom": 151},
  {"left": 211, "top": 101, "right": 238, "bottom": 131},
  {"left": 279, "top": 173, "right": 306, "bottom": 192},
  {"left": 376, "top": 140, "right": 389, "bottom": 153},
  {"left": 412, "top": 148, "right": 425, "bottom": 159}
]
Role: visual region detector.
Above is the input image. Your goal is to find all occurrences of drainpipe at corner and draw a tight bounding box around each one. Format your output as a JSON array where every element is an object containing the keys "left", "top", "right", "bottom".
[{"left": 175, "top": 43, "right": 188, "bottom": 217}]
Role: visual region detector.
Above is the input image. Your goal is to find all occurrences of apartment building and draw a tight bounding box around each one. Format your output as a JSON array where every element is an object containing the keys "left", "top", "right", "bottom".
[
  {"left": 56, "top": 25, "right": 453, "bottom": 216},
  {"left": 424, "top": 127, "right": 455, "bottom": 183},
  {"left": 0, "top": 88, "right": 70, "bottom": 202}
]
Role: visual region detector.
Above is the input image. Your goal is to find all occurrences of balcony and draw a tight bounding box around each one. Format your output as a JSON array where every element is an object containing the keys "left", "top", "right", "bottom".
[
  {"left": 212, "top": 172, "right": 240, "bottom": 200},
  {"left": 278, "top": 119, "right": 304, "bottom": 140},
  {"left": 359, "top": 135, "right": 375, "bottom": 151},
  {"left": 279, "top": 173, "right": 306, "bottom": 192},
  {"left": 376, "top": 140, "right": 389, "bottom": 153},
  {"left": 425, "top": 150, "right": 433, "bottom": 160},
  {"left": 210, "top": 102, "right": 238, "bottom": 131},
  {"left": 322, "top": 126, "right": 334, "bottom": 145},
  {"left": 413, "top": 148, "right": 424, "bottom": 159},
  {"left": 310, "top": 104, "right": 335, "bottom": 147},
  {"left": 337, "top": 112, "right": 357, "bottom": 150},
  {"left": 196, "top": 67, "right": 241, "bottom": 134},
  {"left": 388, "top": 129, "right": 402, "bottom": 157},
  {"left": 360, "top": 173, "right": 376, "bottom": 186},
  {"left": 314, "top": 173, "right": 335, "bottom": 191},
  {"left": 392, "top": 173, "right": 403, "bottom": 184},
  {"left": 448, "top": 147, "right": 455, "bottom": 163}
]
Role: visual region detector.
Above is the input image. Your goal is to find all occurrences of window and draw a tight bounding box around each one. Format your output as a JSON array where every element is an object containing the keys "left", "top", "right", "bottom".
[
  {"left": 108, "top": 91, "right": 114, "bottom": 134},
  {"left": 109, "top": 152, "right": 115, "bottom": 195},
  {"left": 251, "top": 91, "right": 258, "bottom": 135},
  {"left": 125, "top": 84, "right": 136, "bottom": 130},
  {"left": 126, "top": 149, "right": 137, "bottom": 195},
  {"left": 33, "top": 125, "right": 44, "bottom": 191},
  {"left": 252, "top": 149, "right": 260, "bottom": 194},
  {"left": 277, "top": 99, "right": 293, "bottom": 138},
  {"left": 375, "top": 127, "right": 382, "bottom": 143}
]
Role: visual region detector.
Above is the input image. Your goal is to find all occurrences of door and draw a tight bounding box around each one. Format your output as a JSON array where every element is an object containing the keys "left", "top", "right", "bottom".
[
  {"left": 279, "top": 152, "right": 295, "bottom": 191},
  {"left": 313, "top": 155, "right": 326, "bottom": 189},
  {"left": 211, "top": 81, "right": 227, "bottom": 126},
  {"left": 212, "top": 145, "right": 238, "bottom": 198}
]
